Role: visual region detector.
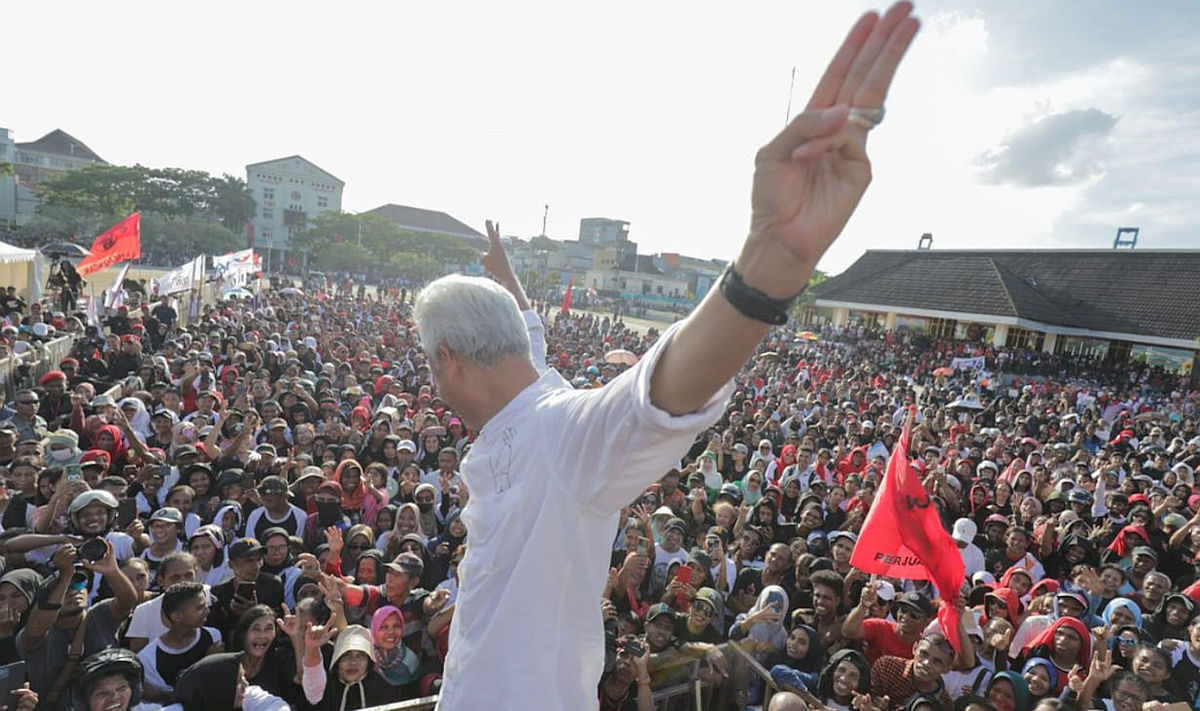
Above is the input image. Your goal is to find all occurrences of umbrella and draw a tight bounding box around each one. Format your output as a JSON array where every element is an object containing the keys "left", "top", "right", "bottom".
[
  {"left": 948, "top": 397, "right": 985, "bottom": 410},
  {"left": 603, "top": 349, "right": 639, "bottom": 366},
  {"left": 221, "top": 287, "right": 253, "bottom": 300},
  {"left": 795, "top": 331, "right": 820, "bottom": 341},
  {"left": 932, "top": 366, "right": 955, "bottom": 377},
  {"left": 279, "top": 287, "right": 303, "bottom": 297},
  {"left": 756, "top": 351, "right": 783, "bottom": 363},
  {"left": 39, "top": 242, "right": 91, "bottom": 259}
]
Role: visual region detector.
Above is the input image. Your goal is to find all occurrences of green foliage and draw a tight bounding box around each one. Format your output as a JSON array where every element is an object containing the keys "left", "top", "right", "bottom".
[
  {"left": 36, "top": 164, "right": 257, "bottom": 233},
  {"left": 389, "top": 252, "right": 442, "bottom": 283},
  {"left": 0, "top": 162, "right": 12, "bottom": 178},
  {"left": 796, "top": 269, "right": 828, "bottom": 307},
  {"left": 293, "top": 212, "right": 479, "bottom": 280},
  {"left": 140, "top": 214, "right": 239, "bottom": 256}
]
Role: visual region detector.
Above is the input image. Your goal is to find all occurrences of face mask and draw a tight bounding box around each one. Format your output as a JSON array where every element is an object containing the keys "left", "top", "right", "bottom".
[
  {"left": 49, "top": 448, "right": 76, "bottom": 462},
  {"left": 416, "top": 501, "right": 434, "bottom": 513},
  {"left": 317, "top": 500, "right": 343, "bottom": 525}
]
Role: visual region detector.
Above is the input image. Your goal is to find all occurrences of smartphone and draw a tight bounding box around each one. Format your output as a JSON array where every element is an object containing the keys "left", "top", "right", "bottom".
[
  {"left": 0, "top": 660, "right": 26, "bottom": 711},
  {"left": 236, "top": 581, "right": 257, "bottom": 601},
  {"left": 65, "top": 463, "right": 84, "bottom": 482},
  {"left": 636, "top": 540, "right": 650, "bottom": 557},
  {"left": 116, "top": 498, "right": 138, "bottom": 528},
  {"left": 675, "top": 566, "right": 693, "bottom": 586}
]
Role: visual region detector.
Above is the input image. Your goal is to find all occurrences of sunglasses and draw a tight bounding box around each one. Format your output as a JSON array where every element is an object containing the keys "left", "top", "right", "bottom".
[{"left": 17, "top": 400, "right": 37, "bottom": 405}]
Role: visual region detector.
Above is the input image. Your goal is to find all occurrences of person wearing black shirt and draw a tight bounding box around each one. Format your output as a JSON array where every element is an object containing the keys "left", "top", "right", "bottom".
[{"left": 207, "top": 538, "right": 285, "bottom": 637}]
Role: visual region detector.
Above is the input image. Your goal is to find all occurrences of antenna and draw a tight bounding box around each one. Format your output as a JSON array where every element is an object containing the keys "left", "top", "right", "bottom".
[
  {"left": 1113, "top": 227, "right": 1138, "bottom": 249},
  {"left": 785, "top": 66, "right": 797, "bottom": 126},
  {"left": 917, "top": 233, "right": 933, "bottom": 250},
  {"left": 541, "top": 204, "right": 549, "bottom": 238}
]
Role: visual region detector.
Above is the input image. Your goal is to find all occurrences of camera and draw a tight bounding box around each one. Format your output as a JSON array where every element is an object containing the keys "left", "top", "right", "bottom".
[{"left": 77, "top": 537, "right": 108, "bottom": 563}]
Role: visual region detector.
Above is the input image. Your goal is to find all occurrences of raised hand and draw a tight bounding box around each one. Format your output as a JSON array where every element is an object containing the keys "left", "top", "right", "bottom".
[
  {"left": 737, "top": 2, "right": 920, "bottom": 299},
  {"left": 481, "top": 220, "right": 515, "bottom": 282}
]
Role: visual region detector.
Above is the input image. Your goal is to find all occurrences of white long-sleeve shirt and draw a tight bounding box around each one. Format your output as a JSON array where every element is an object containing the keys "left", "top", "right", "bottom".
[{"left": 435, "top": 315, "right": 732, "bottom": 710}]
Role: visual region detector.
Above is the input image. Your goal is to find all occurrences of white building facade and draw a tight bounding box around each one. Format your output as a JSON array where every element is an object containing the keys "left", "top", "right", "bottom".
[{"left": 246, "top": 155, "right": 344, "bottom": 271}]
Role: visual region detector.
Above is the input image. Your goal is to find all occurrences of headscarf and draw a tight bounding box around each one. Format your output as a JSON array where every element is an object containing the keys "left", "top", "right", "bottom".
[
  {"left": 987, "top": 671, "right": 1030, "bottom": 711},
  {"left": 742, "top": 585, "right": 789, "bottom": 656},
  {"left": 981, "top": 586, "right": 1021, "bottom": 627},
  {"left": 95, "top": 424, "right": 128, "bottom": 463},
  {"left": 1106, "top": 524, "right": 1149, "bottom": 558},
  {"left": 740, "top": 470, "right": 765, "bottom": 506},
  {"left": 118, "top": 397, "right": 153, "bottom": 442},
  {"left": 787, "top": 623, "right": 823, "bottom": 674},
  {"left": 335, "top": 460, "right": 367, "bottom": 512},
  {"left": 0, "top": 569, "right": 43, "bottom": 614},
  {"left": 1021, "top": 617, "right": 1091, "bottom": 670},
  {"left": 369, "top": 606, "right": 421, "bottom": 686},
  {"left": 1100, "top": 597, "right": 1143, "bottom": 629},
  {"left": 172, "top": 652, "right": 242, "bottom": 711},
  {"left": 1020, "top": 657, "right": 1058, "bottom": 698}
]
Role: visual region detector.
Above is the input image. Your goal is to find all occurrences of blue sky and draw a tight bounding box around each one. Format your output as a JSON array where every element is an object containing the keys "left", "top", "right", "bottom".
[{"left": 5, "top": 1, "right": 1199, "bottom": 273}]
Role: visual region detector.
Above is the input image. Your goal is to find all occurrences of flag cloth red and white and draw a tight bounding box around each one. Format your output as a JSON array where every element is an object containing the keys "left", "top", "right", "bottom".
[
  {"left": 560, "top": 273, "right": 574, "bottom": 314},
  {"left": 850, "top": 411, "right": 966, "bottom": 652},
  {"left": 77, "top": 213, "right": 141, "bottom": 276}
]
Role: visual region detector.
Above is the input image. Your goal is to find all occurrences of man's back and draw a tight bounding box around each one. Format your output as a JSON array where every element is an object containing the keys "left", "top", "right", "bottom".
[{"left": 438, "top": 323, "right": 730, "bottom": 709}]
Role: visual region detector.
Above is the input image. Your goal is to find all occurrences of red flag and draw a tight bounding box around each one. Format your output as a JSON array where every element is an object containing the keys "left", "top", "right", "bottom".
[
  {"left": 560, "top": 272, "right": 574, "bottom": 313},
  {"left": 850, "top": 411, "right": 966, "bottom": 652},
  {"left": 77, "top": 213, "right": 141, "bottom": 276}
]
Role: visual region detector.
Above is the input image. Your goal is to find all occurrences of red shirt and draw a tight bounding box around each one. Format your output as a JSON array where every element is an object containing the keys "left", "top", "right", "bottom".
[{"left": 861, "top": 618, "right": 916, "bottom": 665}]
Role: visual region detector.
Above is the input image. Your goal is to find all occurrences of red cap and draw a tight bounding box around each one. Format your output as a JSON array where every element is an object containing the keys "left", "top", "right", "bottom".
[{"left": 38, "top": 370, "right": 67, "bottom": 384}]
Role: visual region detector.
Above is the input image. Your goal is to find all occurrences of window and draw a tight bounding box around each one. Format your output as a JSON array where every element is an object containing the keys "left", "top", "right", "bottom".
[
  {"left": 317, "top": 196, "right": 328, "bottom": 208},
  {"left": 262, "top": 188, "right": 274, "bottom": 200},
  {"left": 262, "top": 228, "right": 274, "bottom": 243},
  {"left": 261, "top": 207, "right": 273, "bottom": 220}
]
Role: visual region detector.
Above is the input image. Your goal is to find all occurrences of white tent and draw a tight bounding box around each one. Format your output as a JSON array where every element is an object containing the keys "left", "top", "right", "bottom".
[{"left": 0, "top": 241, "right": 39, "bottom": 302}]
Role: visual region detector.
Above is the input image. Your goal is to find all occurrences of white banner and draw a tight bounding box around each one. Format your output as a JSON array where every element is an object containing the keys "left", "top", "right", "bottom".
[
  {"left": 213, "top": 249, "right": 259, "bottom": 286},
  {"left": 950, "top": 356, "right": 987, "bottom": 371},
  {"left": 156, "top": 256, "right": 204, "bottom": 295},
  {"left": 104, "top": 262, "right": 131, "bottom": 310}
]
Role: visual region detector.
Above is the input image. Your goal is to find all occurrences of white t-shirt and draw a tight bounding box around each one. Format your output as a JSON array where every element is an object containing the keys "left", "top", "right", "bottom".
[
  {"left": 437, "top": 313, "right": 732, "bottom": 710},
  {"left": 126, "top": 584, "right": 213, "bottom": 643},
  {"left": 959, "top": 542, "right": 986, "bottom": 577}
]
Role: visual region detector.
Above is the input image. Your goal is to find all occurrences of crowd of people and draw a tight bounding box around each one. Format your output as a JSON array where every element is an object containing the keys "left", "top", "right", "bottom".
[{"left": 0, "top": 227, "right": 1194, "bottom": 711}]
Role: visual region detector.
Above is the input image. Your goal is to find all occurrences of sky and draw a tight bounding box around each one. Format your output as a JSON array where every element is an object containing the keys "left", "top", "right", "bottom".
[{"left": 6, "top": 1, "right": 1200, "bottom": 274}]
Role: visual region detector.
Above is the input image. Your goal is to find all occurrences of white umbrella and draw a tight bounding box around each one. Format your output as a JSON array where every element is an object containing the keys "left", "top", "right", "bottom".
[{"left": 948, "top": 397, "right": 985, "bottom": 410}]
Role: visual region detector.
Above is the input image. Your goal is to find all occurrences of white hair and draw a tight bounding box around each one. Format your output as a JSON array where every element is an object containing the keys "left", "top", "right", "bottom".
[{"left": 413, "top": 275, "right": 530, "bottom": 369}]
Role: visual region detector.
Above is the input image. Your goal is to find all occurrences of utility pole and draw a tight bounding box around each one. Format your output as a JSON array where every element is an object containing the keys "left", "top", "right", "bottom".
[{"left": 541, "top": 204, "right": 549, "bottom": 237}]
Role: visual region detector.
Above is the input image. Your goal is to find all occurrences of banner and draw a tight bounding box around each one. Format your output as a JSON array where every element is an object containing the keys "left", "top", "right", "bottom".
[
  {"left": 213, "top": 248, "right": 260, "bottom": 286},
  {"left": 850, "top": 411, "right": 966, "bottom": 653},
  {"left": 103, "top": 263, "right": 131, "bottom": 310},
  {"left": 77, "top": 213, "right": 141, "bottom": 276},
  {"left": 950, "top": 356, "right": 986, "bottom": 371},
  {"left": 155, "top": 256, "right": 204, "bottom": 295},
  {"left": 560, "top": 273, "right": 574, "bottom": 314}
]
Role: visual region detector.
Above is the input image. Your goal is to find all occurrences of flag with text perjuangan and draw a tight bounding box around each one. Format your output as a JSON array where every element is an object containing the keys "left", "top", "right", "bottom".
[{"left": 850, "top": 412, "right": 965, "bottom": 652}]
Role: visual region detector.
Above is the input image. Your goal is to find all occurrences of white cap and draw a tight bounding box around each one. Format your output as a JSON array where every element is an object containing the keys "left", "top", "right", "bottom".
[
  {"left": 952, "top": 518, "right": 977, "bottom": 544},
  {"left": 875, "top": 580, "right": 896, "bottom": 601},
  {"left": 397, "top": 439, "right": 416, "bottom": 453},
  {"left": 651, "top": 505, "right": 675, "bottom": 519}
]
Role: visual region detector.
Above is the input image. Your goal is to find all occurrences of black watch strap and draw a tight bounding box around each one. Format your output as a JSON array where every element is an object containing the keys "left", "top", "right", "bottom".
[{"left": 717, "top": 264, "right": 803, "bottom": 325}]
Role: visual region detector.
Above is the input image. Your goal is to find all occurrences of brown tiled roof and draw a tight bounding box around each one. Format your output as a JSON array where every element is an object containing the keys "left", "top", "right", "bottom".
[
  {"left": 15, "top": 129, "right": 105, "bottom": 163},
  {"left": 811, "top": 250, "right": 1200, "bottom": 342},
  {"left": 366, "top": 204, "right": 484, "bottom": 244}
]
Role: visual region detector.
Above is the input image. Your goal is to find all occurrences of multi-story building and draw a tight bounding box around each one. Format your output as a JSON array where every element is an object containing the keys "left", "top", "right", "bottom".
[
  {"left": 246, "top": 155, "right": 344, "bottom": 271},
  {"left": 579, "top": 217, "right": 629, "bottom": 246},
  {"left": 0, "top": 128, "right": 106, "bottom": 228}
]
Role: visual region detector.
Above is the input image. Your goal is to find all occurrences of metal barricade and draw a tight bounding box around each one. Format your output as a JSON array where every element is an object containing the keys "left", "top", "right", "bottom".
[{"left": 0, "top": 335, "right": 77, "bottom": 403}]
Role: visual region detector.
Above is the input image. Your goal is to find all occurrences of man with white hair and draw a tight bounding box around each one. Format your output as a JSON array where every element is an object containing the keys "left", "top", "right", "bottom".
[{"left": 423, "top": 5, "right": 920, "bottom": 708}]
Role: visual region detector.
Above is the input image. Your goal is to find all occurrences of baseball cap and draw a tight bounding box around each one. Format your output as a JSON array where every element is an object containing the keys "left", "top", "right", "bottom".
[
  {"left": 894, "top": 592, "right": 934, "bottom": 617},
  {"left": 664, "top": 518, "right": 687, "bottom": 535},
  {"left": 259, "top": 476, "right": 288, "bottom": 495},
  {"left": 693, "top": 587, "right": 724, "bottom": 617},
  {"left": 829, "top": 530, "right": 858, "bottom": 545},
  {"left": 149, "top": 507, "right": 184, "bottom": 525},
  {"left": 397, "top": 439, "right": 416, "bottom": 453},
  {"left": 645, "top": 603, "right": 673, "bottom": 623},
  {"left": 1131, "top": 546, "right": 1158, "bottom": 561},
  {"left": 651, "top": 506, "right": 675, "bottom": 520},
  {"left": 228, "top": 538, "right": 265, "bottom": 560},
  {"left": 384, "top": 552, "right": 425, "bottom": 576},
  {"left": 875, "top": 580, "right": 896, "bottom": 602},
  {"left": 952, "top": 518, "right": 977, "bottom": 544}
]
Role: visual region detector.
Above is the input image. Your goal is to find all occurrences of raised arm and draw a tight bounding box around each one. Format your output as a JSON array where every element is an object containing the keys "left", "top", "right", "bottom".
[
  {"left": 648, "top": 4, "right": 919, "bottom": 416},
  {"left": 481, "top": 220, "right": 545, "bottom": 372}
]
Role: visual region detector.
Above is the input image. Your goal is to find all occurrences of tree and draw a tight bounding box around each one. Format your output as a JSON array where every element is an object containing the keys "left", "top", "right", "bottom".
[
  {"left": 310, "top": 242, "right": 375, "bottom": 273},
  {"left": 390, "top": 252, "right": 443, "bottom": 283}
]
